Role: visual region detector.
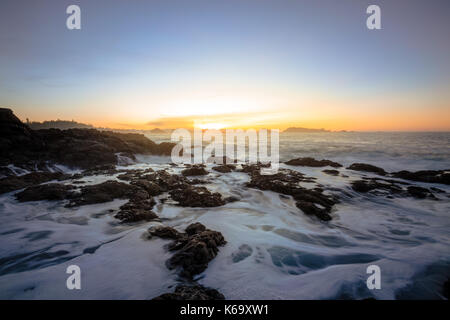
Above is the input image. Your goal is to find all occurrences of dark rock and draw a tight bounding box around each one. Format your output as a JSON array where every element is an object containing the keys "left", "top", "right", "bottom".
[
  {"left": 285, "top": 157, "right": 342, "bottom": 168},
  {"left": 212, "top": 164, "right": 236, "bottom": 173},
  {"left": 443, "top": 279, "right": 449, "bottom": 299},
  {"left": 67, "top": 180, "right": 148, "bottom": 207},
  {"left": 150, "top": 223, "right": 226, "bottom": 279},
  {"left": 0, "top": 171, "right": 68, "bottom": 194},
  {"left": 169, "top": 186, "right": 226, "bottom": 207},
  {"left": 114, "top": 198, "right": 157, "bottom": 223},
  {"left": 153, "top": 284, "right": 225, "bottom": 300},
  {"left": 351, "top": 179, "right": 402, "bottom": 194},
  {"left": 347, "top": 163, "right": 387, "bottom": 176},
  {"left": 149, "top": 226, "right": 182, "bottom": 240},
  {"left": 167, "top": 227, "right": 226, "bottom": 278},
  {"left": 351, "top": 178, "right": 437, "bottom": 200},
  {"left": 407, "top": 186, "right": 436, "bottom": 199},
  {"left": 181, "top": 165, "right": 209, "bottom": 176},
  {"left": 0, "top": 108, "right": 176, "bottom": 170},
  {"left": 322, "top": 169, "right": 340, "bottom": 176},
  {"left": 296, "top": 200, "right": 332, "bottom": 221},
  {"left": 391, "top": 170, "right": 450, "bottom": 185},
  {"left": 15, "top": 183, "right": 75, "bottom": 202},
  {"left": 130, "top": 179, "right": 162, "bottom": 196},
  {"left": 185, "top": 222, "right": 206, "bottom": 236},
  {"left": 245, "top": 168, "right": 336, "bottom": 221}
]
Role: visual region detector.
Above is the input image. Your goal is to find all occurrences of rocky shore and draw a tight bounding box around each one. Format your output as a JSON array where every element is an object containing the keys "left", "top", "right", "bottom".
[{"left": 0, "top": 108, "right": 449, "bottom": 300}]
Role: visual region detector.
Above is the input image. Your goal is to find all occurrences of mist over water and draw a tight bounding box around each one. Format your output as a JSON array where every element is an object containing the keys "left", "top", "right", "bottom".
[{"left": 0, "top": 132, "right": 449, "bottom": 299}]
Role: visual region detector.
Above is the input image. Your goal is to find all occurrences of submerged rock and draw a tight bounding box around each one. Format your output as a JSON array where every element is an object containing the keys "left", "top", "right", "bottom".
[
  {"left": 153, "top": 284, "right": 225, "bottom": 300},
  {"left": 391, "top": 170, "right": 450, "bottom": 185},
  {"left": 285, "top": 157, "right": 342, "bottom": 168},
  {"left": 322, "top": 169, "right": 340, "bottom": 176},
  {"left": 351, "top": 178, "right": 437, "bottom": 200},
  {"left": 347, "top": 163, "right": 387, "bottom": 176}
]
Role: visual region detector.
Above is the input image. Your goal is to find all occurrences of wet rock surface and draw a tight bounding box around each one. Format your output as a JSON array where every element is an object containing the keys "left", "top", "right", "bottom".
[
  {"left": 67, "top": 180, "right": 149, "bottom": 207},
  {"left": 15, "top": 183, "right": 75, "bottom": 202},
  {"left": 114, "top": 198, "right": 158, "bottom": 223},
  {"left": 169, "top": 186, "right": 226, "bottom": 207},
  {"left": 0, "top": 171, "right": 69, "bottom": 194},
  {"left": 347, "top": 163, "right": 387, "bottom": 176},
  {"left": 149, "top": 223, "right": 226, "bottom": 279},
  {"left": 245, "top": 166, "right": 338, "bottom": 221},
  {"left": 0, "top": 108, "right": 175, "bottom": 170},
  {"left": 181, "top": 165, "right": 209, "bottom": 176},
  {"left": 212, "top": 164, "right": 236, "bottom": 173},
  {"left": 153, "top": 284, "right": 225, "bottom": 300},
  {"left": 351, "top": 178, "right": 438, "bottom": 200},
  {"left": 390, "top": 170, "right": 450, "bottom": 185},
  {"left": 285, "top": 157, "right": 342, "bottom": 168},
  {"left": 322, "top": 169, "right": 340, "bottom": 176}
]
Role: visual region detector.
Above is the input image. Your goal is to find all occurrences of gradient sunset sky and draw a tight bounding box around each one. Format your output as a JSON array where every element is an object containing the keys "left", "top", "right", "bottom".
[{"left": 1, "top": 0, "right": 449, "bottom": 131}]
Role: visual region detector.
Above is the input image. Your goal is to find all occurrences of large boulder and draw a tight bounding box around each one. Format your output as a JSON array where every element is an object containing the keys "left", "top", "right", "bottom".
[{"left": 347, "top": 163, "right": 387, "bottom": 176}]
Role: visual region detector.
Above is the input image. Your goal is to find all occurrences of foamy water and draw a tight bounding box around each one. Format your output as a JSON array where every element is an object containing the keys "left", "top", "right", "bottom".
[{"left": 0, "top": 133, "right": 449, "bottom": 299}]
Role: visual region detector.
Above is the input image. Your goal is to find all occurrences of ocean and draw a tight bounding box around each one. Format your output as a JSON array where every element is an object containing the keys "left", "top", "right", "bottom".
[{"left": 0, "top": 132, "right": 449, "bottom": 299}]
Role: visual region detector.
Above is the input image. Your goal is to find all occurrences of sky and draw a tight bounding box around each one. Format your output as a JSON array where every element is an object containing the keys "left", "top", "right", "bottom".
[{"left": 0, "top": 0, "right": 449, "bottom": 131}]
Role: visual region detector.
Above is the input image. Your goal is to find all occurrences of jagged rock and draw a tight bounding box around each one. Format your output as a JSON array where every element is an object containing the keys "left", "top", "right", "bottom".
[
  {"left": 114, "top": 198, "right": 157, "bottom": 223},
  {"left": 391, "top": 170, "right": 450, "bottom": 185},
  {"left": 351, "top": 178, "right": 437, "bottom": 200},
  {"left": 153, "top": 284, "right": 225, "bottom": 300},
  {"left": 347, "top": 163, "right": 387, "bottom": 176},
  {"left": 245, "top": 168, "right": 337, "bottom": 221},
  {"left": 150, "top": 223, "right": 226, "bottom": 279},
  {"left": 169, "top": 186, "right": 226, "bottom": 207},
  {"left": 322, "top": 169, "right": 340, "bottom": 176},
  {"left": 67, "top": 180, "right": 148, "bottom": 207},
  {"left": 0, "top": 171, "right": 69, "bottom": 194},
  {"left": 185, "top": 222, "right": 206, "bottom": 236},
  {"left": 0, "top": 108, "right": 176, "bottom": 170},
  {"left": 285, "top": 157, "right": 342, "bottom": 168},
  {"left": 212, "top": 164, "right": 236, "bottom": 173},
  {"left": 130, "top": 179, "right": 162, "bottom": 196},
  {"left": 149, "top": 226, "right": 182, "bottom": 240},
  {"left": 15, "top": 183, "right": 75, "bottom": 202},
  {"left": 181, "top": 165, "right": 209, "bottom": 176}
]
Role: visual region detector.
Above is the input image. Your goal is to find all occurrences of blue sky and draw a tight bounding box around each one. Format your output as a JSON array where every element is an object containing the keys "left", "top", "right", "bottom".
[{"left": 1, "top": 0, "right": 449, "bottom": 130}]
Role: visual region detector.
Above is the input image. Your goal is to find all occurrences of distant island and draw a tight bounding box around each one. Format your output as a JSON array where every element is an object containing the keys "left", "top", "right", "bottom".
[
  {"left": 27, "top": 119, "right": 94, "bottom": 130},
  {"left": 148, "top": 128, "right": 167, "bottom": 134},
  {"left": 283, "top": 127, "right": 330, "bottom": 133}
]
